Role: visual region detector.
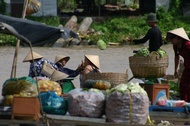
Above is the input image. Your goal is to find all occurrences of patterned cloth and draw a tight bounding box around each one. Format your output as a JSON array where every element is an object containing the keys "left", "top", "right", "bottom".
[
  {"left": 173, "top": 41, "right": 190, "bottom": 102},
  {"left": 133, "top": 26, "right": 163, "bottom": 52},
  {"left": 29, "top": 58, "right": 58, "bottom": 78}
]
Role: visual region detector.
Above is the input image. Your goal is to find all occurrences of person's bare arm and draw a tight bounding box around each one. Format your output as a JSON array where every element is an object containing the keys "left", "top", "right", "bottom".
[{"left": 174, "top": 54, "right": 180, "bottom": 77}]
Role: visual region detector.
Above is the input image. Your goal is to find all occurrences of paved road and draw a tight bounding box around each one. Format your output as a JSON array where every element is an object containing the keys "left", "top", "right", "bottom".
[{"left": 0, "top": 44, "right": 175, "bottom": 99}]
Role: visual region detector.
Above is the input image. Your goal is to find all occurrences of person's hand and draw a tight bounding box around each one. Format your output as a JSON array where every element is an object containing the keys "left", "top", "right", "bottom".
[
  {"left": 77, "top": 60, "right": 85, "bottom": 72},
  {"left": 127, "top": 36, "right": 133, "bottom": 42},
  {"left": 132, "top": 39, "right": 138, "bottom": 44},
  {"left": 174, "top": 71, "right": 178, "bottom": 78},
  {"left": 124, "top": 36, "right": 134, "bottom": 45}
]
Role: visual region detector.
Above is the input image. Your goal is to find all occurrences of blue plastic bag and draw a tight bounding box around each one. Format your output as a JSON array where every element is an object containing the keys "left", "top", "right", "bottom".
[{"left": 40, "top": 91, "right": 67, "bottom": 115}]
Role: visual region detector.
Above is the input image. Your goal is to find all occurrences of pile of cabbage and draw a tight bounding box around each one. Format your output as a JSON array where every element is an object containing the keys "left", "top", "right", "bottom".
[{"left": 135, "top": 47, "right": 167, "bottom": 57}]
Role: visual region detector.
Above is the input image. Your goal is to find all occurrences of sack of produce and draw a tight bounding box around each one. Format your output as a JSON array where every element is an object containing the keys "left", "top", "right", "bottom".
[
  {"left": 67, "top": 88, "right": 105, "bottom": 118},
  {"left": 38, "top": 79, "right": 62, "bottom": 96},
  {"left": 129, "top": 47, "right": 169, "bottom": 78},
  {"left": 2, "top": 76, "right": 38, "bottom": 97},
  {"left": 83, "top": 79, "right": 111, "bottom": 90},
  {"left": 105, "top": 83, "right": 149, "bottom": 125},
  {"left": 1, "top": 76, "right": 38, "bottom": 106},
  {"left": 39, "top": 91, "right": 67, "bottom": 115}
]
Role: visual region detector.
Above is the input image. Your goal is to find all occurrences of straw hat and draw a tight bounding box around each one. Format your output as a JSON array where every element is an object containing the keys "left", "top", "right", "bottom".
[
  {"left": 54, "top": 55, "right": 70, "bottom": 64},
  {"left": 23, "top": 51, "right": 43, "bottom": 62},
  {"left": 50, "top": 70, "right": 69, "bottom": 82},
  {"left": 147, "top": 13, "right": 158, "bottom": 22},
  {"left": 85, "top": 55, "right": 100, "bottom": 69},
  {"left": 167, "top": 27, "right": 190, "bottom": 41}
]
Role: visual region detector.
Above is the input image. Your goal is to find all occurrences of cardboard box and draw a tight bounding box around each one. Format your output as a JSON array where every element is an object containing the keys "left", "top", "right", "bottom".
[{"left": 12, "top": 97, "right": 41, "bottom": 121}]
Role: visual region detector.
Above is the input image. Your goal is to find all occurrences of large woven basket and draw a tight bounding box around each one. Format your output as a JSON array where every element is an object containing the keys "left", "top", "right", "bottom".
[
  {"left": 85, "top": 72, "right": 128, "bottom": 88},
  {"left": 129, "top": 54, "right": 169, "bottom": 78}
]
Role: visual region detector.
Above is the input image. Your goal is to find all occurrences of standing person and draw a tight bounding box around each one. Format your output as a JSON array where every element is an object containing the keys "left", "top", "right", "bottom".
[
  {"left": 54, "top": 55, "right": 84, "bottom": 78},
  {"left": 166, "top": 27, "right": 190, "bottom": 102},
  {"left": 23, "top": 51, "right": 57, "bottom": 78},
  {"left": 79, "top": 55, "right": 101, "bottom": 88},
  {"left": 132, "top": 13, "right": 163, "bottom": 52}
]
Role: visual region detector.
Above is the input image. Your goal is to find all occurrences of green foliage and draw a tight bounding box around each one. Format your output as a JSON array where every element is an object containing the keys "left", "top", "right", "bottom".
[
  {"left": 0, "top": 35, "right": 16, "bottom": 46},
  {"left": 58, "top": 0, "right": 77, "bottom": 12},
  {"left": 168, "top": 0, "right": 182, "bottom": 16},
  {"left": 26, "top": 16, "right": 60, "bottom": 26},
  {"left": 90, "top": 15, "right": 149, "bottom": 43},
  {"left": 0, "top": 0, "right": 6, "bottom": 14}
]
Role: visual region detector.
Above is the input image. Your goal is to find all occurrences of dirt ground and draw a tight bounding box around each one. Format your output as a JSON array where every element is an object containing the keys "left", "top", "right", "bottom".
[{"left": 0, "top": 44, "right": 175, "bottom": 100}]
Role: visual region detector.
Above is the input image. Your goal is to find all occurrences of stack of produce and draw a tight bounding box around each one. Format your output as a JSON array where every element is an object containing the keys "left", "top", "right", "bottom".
[
  {"left": 37, "top": 79, "right": 67, "bottom": 115},
  {"left": 105, "top": 82, "right": 149, "bottom": 125},
  {"left": 0, "top": 76, "right": 38, "bottom": 106},
  {"left": 67, "top": 88, "right": 105, "bottom": 118},
  {"left": 38, "top": 79, "right": 62, "bottom": 96},
  {"left": 129, "top": 47, "right": 169, "bottom": 78}
]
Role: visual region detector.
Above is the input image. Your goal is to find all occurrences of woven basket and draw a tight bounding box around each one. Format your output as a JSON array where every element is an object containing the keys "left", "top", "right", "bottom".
[
  {"left": 85, "top": 72, "right": 128, "bottom": 88},
  {"left": 129, "top": 54, "right": 169, "bottom": 78}
]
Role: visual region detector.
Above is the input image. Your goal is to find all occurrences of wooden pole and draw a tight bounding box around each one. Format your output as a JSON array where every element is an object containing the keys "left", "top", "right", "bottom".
[{"left": 10, "top": 0, "right": 29, "bottom": 78}]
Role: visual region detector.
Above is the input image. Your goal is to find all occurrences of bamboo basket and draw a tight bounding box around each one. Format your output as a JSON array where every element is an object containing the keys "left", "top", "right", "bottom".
[
  {"left": 129, "top": 53, "right": 169, "bottom": 78},
  {"left": 85, "top": 72, "right": 128, "bottom": 88}
]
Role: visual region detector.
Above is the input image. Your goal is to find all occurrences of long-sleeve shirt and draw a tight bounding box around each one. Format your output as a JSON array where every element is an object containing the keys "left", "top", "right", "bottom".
[
  {"left": 133, "top": 26, "right": 163, "bottom": 52},
  {"left": 56, "top": 62, "right": 80, "bottom": 78},
  {"left": 29, "top": 58, "right": 58, "bottom": 78},
  {"left": 58, "top": 67, "right": 80, "bottom": 78}
]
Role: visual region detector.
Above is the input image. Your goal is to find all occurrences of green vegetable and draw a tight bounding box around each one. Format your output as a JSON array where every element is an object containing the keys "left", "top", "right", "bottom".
[
  {"left": 97, "top": 39, "right": 107, "bottom": 50},
  {"left": 135, "top": 47, "right": 150, "bottom": 57},
  {"left": 157, "top": 48, "right": 167, "bottom": 57}
]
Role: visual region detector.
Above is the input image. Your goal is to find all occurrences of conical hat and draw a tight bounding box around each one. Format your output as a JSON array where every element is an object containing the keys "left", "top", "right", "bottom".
[
  {"left": 85, "top": 55, "right": 100, "bottom": 69},
  {"left": 50, "top": 70, "right": 69, "bottom": 82},
  {"left": 54, "top": 55, "right": 70, "bottom": 64},
  {"left": 167, "top": 27, "right": 190, "bottom": 41},
  {"left": 23, "top": 51, "right": 43, "bottom": 62}
]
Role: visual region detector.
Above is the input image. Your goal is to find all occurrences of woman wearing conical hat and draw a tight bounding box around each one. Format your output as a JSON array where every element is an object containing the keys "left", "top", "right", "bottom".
[
  {"left": 23, "top": 51, "right": 58, "bottom": 78},
  {"left": 166, "top": 27, "right": 190, "bottom": 102},
  {"left": 79, "top": 55, "right": 101, "bottom": 88},
  {"left": 54, "top": 55, "right": 84, "bottom": 78}
]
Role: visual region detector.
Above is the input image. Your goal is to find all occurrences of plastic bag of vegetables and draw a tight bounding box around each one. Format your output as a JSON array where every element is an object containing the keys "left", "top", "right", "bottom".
[
  {"left": 1, "top": 76, "right": 38, "bottom": 106},
  {"left": 39, "top": 91, "right": 67, "bottom": 115},
  {"left": 67, "top": 88, "right": 105, "bottom": 118},
  {"left": 105, "top": 83, "right": 149, "bottom": 125}
]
